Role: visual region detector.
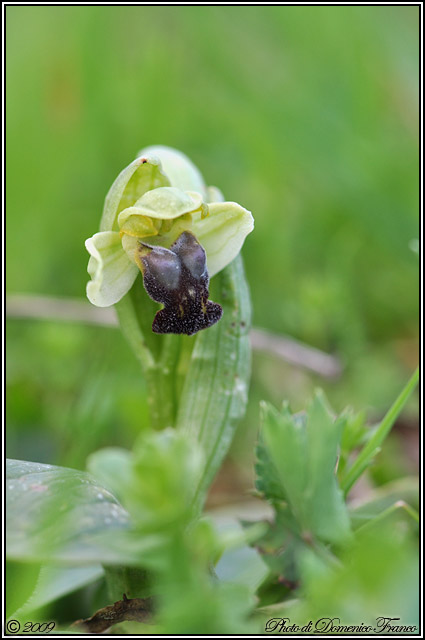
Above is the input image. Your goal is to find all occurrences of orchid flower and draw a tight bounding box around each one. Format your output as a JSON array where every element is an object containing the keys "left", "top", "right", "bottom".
[{"left": 85, "top": 146, "right": 253, "bottom": 333}]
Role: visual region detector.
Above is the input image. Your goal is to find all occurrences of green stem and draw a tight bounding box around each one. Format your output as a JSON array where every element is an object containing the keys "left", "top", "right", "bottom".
[
  {"left": 104, "top": 565, "right": 151, "bottom": 600},
  {"left": 341, "top": 367, "right": 419, "bottom": 497},
  {"left": 159, "top": 334, "right": 183, "bottom": 425},
  {"left": 145, "top": 363, "right": 176, "bottom": 430},
  {"left": 115, "top": 279, "right": 185, "bottom": 430},
  {"left": 308, "top": 539, "right": 342, "bottom": 569},
  {"left": 175, "top": 336, "right": 196, "bottom": 399},
  {"left": 115, "top": 292, "right": 177, "bottom": 430},
  {"left": 114, "top": 294, "right": 155, "bottom": 372}
]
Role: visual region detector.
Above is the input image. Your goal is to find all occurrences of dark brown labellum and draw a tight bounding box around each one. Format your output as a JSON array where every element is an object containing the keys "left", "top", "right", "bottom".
[{"left": 138, "top": 231, "right": 223, "bottom": 336}]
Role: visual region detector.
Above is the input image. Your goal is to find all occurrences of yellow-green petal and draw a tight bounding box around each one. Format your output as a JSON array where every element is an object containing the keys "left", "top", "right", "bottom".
[
  {"left": 147, "top": 213, "right": 195, "bottom": 249},
  {"left": 100, "top": 155, "right": 170, "bottom": 232},
  {"left": 85, "top": 231, "right": 139, "bottom": 307},
  {"left": 119, "top": 214, "right": 159, "bottom": 239},
  {"left": 138, "top": 145, "right": 206, "bottom": 195},
  {"left": 205, "top": 185, "right": 225, "bottom": 203},
  {"left": 193, "top": 202, "right": 254, "bottom": 277},
  {"left": 121, "top": 233, "right": 141, "bottom": 264},
  {"left": 119, "top": 187, "right": 205, "bottom": 222}
]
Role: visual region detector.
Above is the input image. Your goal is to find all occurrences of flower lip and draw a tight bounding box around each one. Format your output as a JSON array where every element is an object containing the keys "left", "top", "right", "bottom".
[
  {"left": 139, "top": 231, "right": 223, "bottom": 336},
  {"left": 137, "top": 243, "right": 182, "bottom": 291}
]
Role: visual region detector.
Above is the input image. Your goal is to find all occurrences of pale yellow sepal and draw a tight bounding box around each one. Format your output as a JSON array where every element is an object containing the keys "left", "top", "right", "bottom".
[
  {"left": 86, "top": 231, "right": 139, "bottom": 307},
  {"left": 194, "top": 202, "right": 254, "bottom": 277}
]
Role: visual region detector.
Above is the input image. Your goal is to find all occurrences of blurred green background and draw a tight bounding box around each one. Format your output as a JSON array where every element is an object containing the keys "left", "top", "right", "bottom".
[{"left": 6, "top": 6, "right": 419, "bottom": 492}]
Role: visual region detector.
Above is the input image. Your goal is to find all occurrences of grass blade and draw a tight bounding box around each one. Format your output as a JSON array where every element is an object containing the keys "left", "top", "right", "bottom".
[{"left": 341, "top": 367, "right": 419, "bottom": 496}]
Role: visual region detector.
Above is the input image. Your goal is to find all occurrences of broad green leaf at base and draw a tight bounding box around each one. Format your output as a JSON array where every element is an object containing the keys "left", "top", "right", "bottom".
[{"left": 176, "top": 254, "right": 251, "bottom": 514}]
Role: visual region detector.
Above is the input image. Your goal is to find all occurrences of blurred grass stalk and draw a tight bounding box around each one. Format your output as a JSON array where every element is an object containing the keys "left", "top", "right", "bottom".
[{"left": 6, "top": 293, "right": 343, "bottom": 379}]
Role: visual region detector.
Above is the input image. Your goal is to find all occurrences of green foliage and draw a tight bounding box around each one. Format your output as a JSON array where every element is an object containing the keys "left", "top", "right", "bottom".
[
  {"left": 6, "top": 459, "right": 131, "bottom": 565},
  {"left": 12, "top": 565, "right": 104, "bottom": 618},
  {"left": 88, "top": 430, "right": 203, "bottom": 533},
  {"left": 250, "top": 379, "right": 418, "bottom": 620},
  {"left": 6, "top": 371, "right": 419, "bottom": 631},
  {"left": 7, "top": 428, "right": 264, "bottom": 631},
  {"left": 289, "top": 518, "right": 419, "bottom": 629},
  {"left": 259, "top": 393, "right": 351, "bottom": 544},
  {"left": 337, "top": 408, "right": 368, "bottom": 475},
  {"left": 6, "top": 561, "right": 41, "bottom": 618},
  {"left": 255, "top": 433, "right": 286, "bottom": 503},
  {"left": 156, "top": 569, "right": 256, "bottom": 635}
]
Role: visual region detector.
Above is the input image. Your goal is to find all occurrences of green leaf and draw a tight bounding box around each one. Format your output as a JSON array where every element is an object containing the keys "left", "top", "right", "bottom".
[
  {"left": 13, "top": 565, "right": 104, "bottom": 616},
  {"left": 176, "top": 254, "right": 251, "bottom": 514},
  {"left": 255, "top": 430, "right": 286, "bottom": 502},
  {"left": 261, "top": 392, "right": 351, "bottom": 544},
  {"left": 337, "top": 408, "right": 368, "bottom": 476},
  {"left": 215, "top": 543, "right": 269, "bottom": 595},
  {"left": 261, "top": 403, "right": 307, "bottom": 524},
  {"left": 86, "top": 447, "right": 133, "bottom": 505},
  {"left": 88, "top": 430, "right": 204, "bottom": 533},
  {"left": 250, "top": 503, "right": 304, "bottom": 585},
  {"left": 304, "top": 391, "right": 350, "bottom": 543},
  {"left": 6, "top": 560, "right": 41, "bottom": 618},
  {"left": 340, "top": 408, "right": 368, "bottom": 455},
  {"left": 6, "top": 459, "right": 131, "bottom": 565},
  {"left": 290, "top": 518, "right": 419, "bottom": 628}
]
